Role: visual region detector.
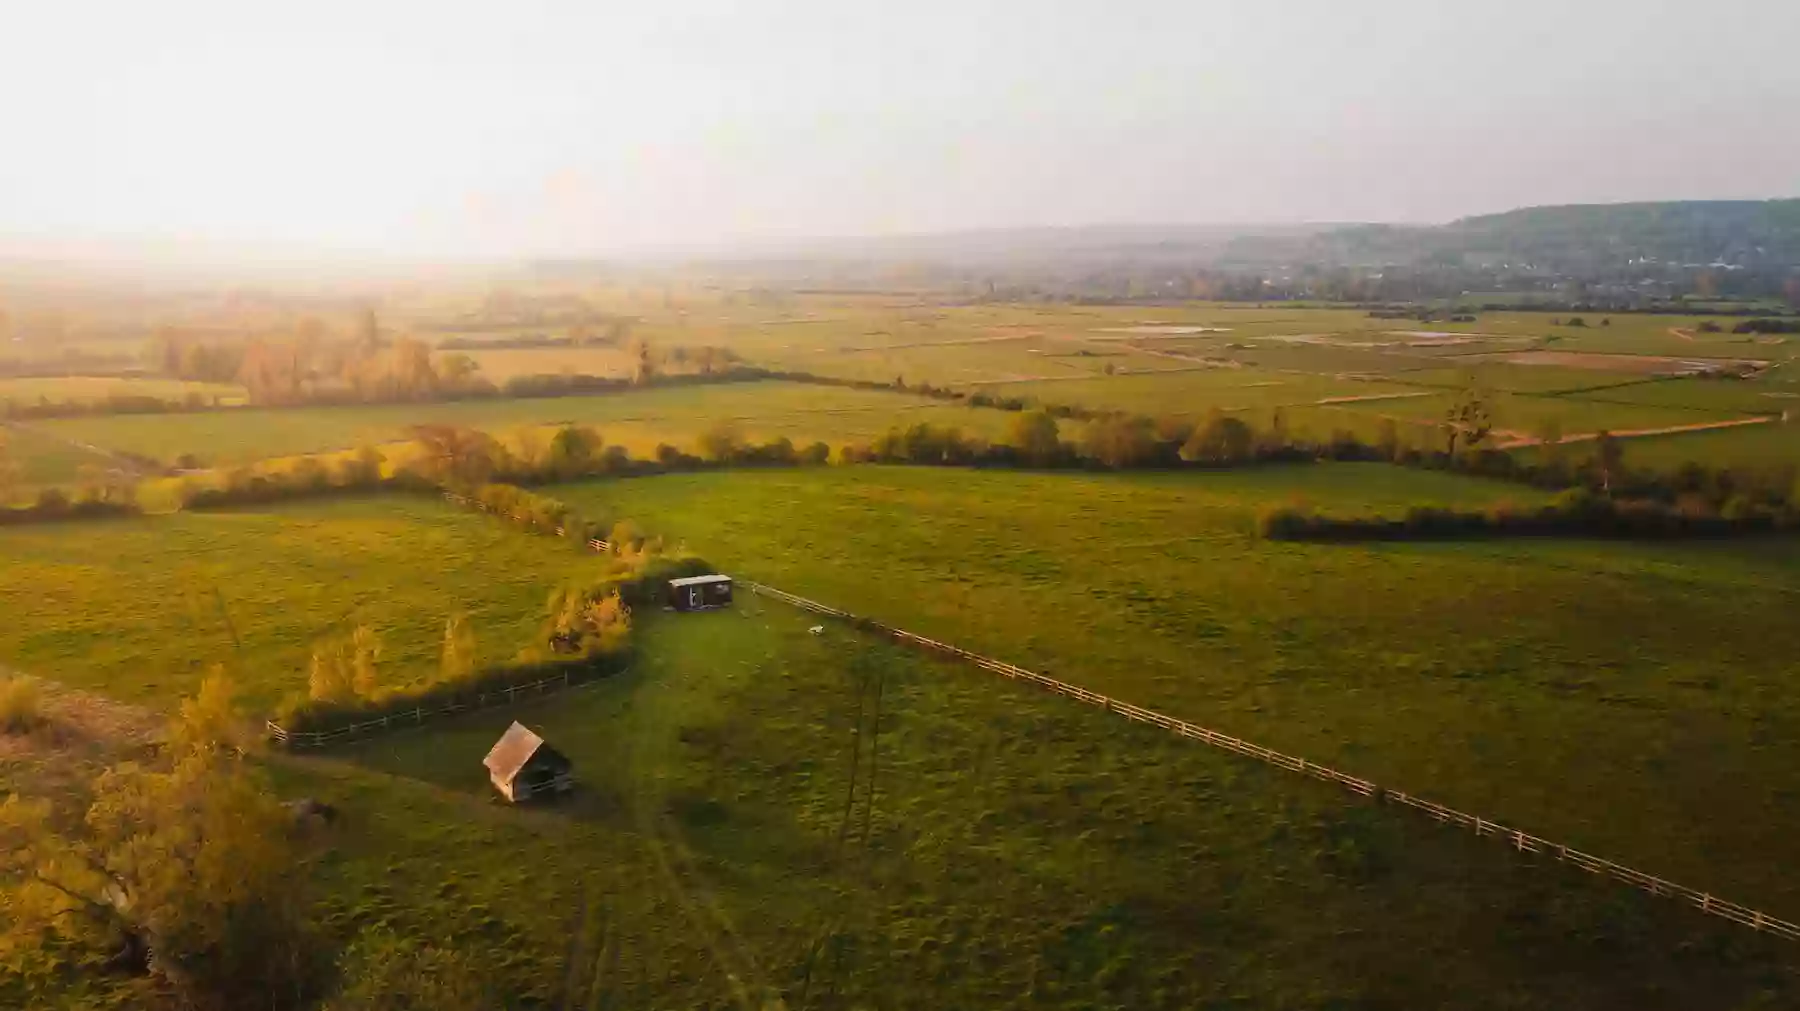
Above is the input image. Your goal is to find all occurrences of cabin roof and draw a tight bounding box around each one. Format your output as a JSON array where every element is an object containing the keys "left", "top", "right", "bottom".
[
  {"left": 669, "top": 574, "right": 732, "bottom": 588},
  {"left": 483, "top": 721, "right": 562, "bottom": 785}
]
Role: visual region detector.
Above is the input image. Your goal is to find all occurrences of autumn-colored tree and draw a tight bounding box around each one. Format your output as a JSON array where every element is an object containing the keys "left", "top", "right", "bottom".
[
  {"left": 1180, "top": 409, "right": 1255, "bottom": 464},
  {"left": 696, "top": 421, "right": 742, "bottom": 462},
  {"left": 336, "top": 445, "right": 386, "bottom": 488},
  {"left": 628, "top": 335, "right": 658, "bottom": 385},
  {"left": 390, "top": 337, "right": 439, "bottom": 398},
  {"left": 308, "top": 625, "right": 382, "bottom": 701},
  {"left": 308, "top": 639, "right": 355, "bottom": 703},
  {"left": 1004, "top": 409, "right": 1062, "bottom": 466},
  {"left": 169, "top": 667, "right": 254, "bottom": 755},
  {"left": 1443, "top": 381, "right": 1495, "bottom": 455},
  {"left": 548, "top": 425, "right": 602, "bottom": 477},
  {"left": 350, "top": 626, "right": 383, "bottom": 699},
  {"left": 437, "top": 352, "right": 480, "bottom": 389},
  {"left": 408, "top": 424, "right": 503, "bottom": 487},
  {"left": 0, "top": 686, "right": 317, "bottom": 1009},
  {"left": 440, "top": 614, "right": 478, "bottom": 684},
  {"left": 541, "top": 585, "right": 632, "bottom": 657},
  {"left": 1080, "top": 415, "right": 1159, "bottom": 468}
]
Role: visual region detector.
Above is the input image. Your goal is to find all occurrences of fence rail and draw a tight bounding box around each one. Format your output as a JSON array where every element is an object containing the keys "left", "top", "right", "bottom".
[
  {"left": 267, "top": 669, "right": 589, "bottom": 749},
  {"left": 741, "top": 580, "right": 1799, "bottom": 942}
]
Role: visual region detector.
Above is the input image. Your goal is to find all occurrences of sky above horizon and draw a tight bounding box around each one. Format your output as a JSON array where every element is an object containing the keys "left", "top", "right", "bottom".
[{"left": 3, "top": 0, "right": 1798, "bottom": 259}]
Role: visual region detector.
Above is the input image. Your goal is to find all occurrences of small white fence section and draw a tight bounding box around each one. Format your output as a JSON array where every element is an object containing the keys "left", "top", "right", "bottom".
[{"left": 741, "top": 580, "right": 1799, "bottom": 942}]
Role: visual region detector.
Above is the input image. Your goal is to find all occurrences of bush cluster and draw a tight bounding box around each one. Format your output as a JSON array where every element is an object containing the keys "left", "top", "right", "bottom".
[
  {"left": 177, "top": 448, "right": 398, "bottom": 510},
  {"left": 273, "top": 652, "right": 632, "bottom": 736},
  {"left": 1260, "top": 489, "right": 1799, "bottom": 542},
  {"left": 0, "top": 489, "right": 143, "bottom": 526},
  {"left": 842, "top": 410, "right": 1371, "bottom": 471},
  {"left": 0, "top": 676, "right": 42, "bottom": 734},
  {"left": 1733, "top": 318, "right": 1800, "bottom": 335},
  {"left": 2, "top": 392, "right": 220, "bottom": 419}
]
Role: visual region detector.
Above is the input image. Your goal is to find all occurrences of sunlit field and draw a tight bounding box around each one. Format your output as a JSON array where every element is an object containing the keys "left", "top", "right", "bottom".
[
  {"left": 281, "top": 602, "right": 1796, "bottom": 1011},
  {"left": 25, "top": 381, "right": 1021, "bottom": 470},
  {"left": 0, "top": 495, "right": 594, "bottom": 709},
  {"left": 567, "top": 464, "right": 1800, "bottom": 914}
]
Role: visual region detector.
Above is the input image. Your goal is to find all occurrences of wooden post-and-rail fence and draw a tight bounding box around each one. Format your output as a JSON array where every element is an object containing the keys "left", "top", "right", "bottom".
[
  {"left": 266, "top": 669, "right": 591, "bottom": 749},
  {"left": 739, "top": 580, "right": 1800, "bottom": 943}
]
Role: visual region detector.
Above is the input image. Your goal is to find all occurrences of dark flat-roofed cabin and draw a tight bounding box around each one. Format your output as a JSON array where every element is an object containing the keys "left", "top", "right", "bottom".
[
  {"left": 668, "top": 574, "right": 733, "bottom": 611},
  {"left": 483, "top": 721, "right": 574, "bottom": 803}
]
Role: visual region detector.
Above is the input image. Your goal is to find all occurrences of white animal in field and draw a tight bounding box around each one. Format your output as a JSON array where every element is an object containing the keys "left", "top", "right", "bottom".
[{"left": 809, "top": 625, "right": 825, "bottom": 635}]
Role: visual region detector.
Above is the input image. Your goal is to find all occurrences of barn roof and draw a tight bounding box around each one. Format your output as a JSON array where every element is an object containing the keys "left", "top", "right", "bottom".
[
  {"left": 669, "top": 574, "right": 732, "bottom": 588},
  {"left": 484, "top": 721, "right": 562, "bottom": 786}
]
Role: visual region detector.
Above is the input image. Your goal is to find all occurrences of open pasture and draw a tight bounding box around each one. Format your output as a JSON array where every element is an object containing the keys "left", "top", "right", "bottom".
[
  {"left": 1, "top": 424, "right": 124, "bottom": 499},
  {"left": 1391, "top": 363, "right": 1658, "bottom": 394},
  {"left": 0, "top": 495, "right": 592, "bottom": 709},
  {"left": 459, "top": 345, "right": 636, "bottom": 382},
  {"left": 992, "top": 368, "right": 1425, "bottom": 417},
  {"left": 1557, "top": 377, "right": 1792, "bottom": 415},
  {"left": 1605, "top": 419, "right": 1800, "bottom": 472},
  {"left": 0, "top": 375, "right": 248, "bottom": 406},
  {"left": 27, "top": 381, "right": 1021, "bottom": 469},
  {"left": 1325, "top": 389, "right": 1730, "bottom": 439},
  {"left": 568, "top": 464, "right": 1800, "bottom": 914},
  {"left": 292, "top": 603, "right": 1797, "bottom": 1010}
]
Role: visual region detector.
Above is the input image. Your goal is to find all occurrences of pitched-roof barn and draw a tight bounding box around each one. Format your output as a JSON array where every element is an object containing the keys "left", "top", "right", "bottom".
[{"left": 482, "top": 721, "right": 574, "bottom": 803}]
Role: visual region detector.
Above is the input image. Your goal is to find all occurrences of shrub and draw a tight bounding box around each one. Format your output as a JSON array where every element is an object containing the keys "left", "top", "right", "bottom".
[{"left": 0, "top": 676, "right": 42, "bottom": 734}]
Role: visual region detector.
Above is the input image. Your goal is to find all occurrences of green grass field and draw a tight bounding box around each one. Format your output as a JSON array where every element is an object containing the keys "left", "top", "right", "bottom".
[
  {"left": 1327, "top": 390, "right": 1731, "bottom": 438},
  {"left": 26, "top": 381, "right": 1021, "bottom": 470},
  {"left": 560, "top": 464, "right": 1800, "bottom": 916},
  {"left": 2, "top": 423, "right": 123, "bottom": 499},
  {"left": 0, "top": 496, "right": 595, "bottom": 709},
  {"left": 268, "top": 602, "right": 1796, "bottom": 1010},
  {"left": 0, "top": 375, "right": 248, "bottom": 405},
  {"left": 459, "top": 345, "right": 636, "bottom": 381},
  {"left": 992, "top": 369, "right": 1424, "bottom": 415},
  {"left": 1604, "top": 420, "right": 1800, "bottom": 472}
]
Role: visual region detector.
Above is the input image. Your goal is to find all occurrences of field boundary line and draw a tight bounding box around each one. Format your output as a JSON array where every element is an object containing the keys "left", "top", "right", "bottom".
[
  {"left": 266, "top": 668, "right": 609, "bottom": 748},
  {"left": 739, "top": 580, "right": 1800, "bottom": 942}
]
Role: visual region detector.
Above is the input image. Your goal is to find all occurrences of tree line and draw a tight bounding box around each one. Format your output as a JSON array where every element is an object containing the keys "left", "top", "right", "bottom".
[{"left": 1261, "top": 486, "right": 1800, "bottom": 542}]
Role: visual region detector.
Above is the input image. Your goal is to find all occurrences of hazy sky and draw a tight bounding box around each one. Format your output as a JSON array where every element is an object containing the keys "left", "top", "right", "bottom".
[{"left": 3, "top": 0, "right": 1798, "bottom": 258}]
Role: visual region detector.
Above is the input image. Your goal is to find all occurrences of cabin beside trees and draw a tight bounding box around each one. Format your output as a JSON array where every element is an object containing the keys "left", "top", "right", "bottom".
[
  {"left": 483, "top": 722, "right": 574, "bottom": 803},
  {"left": 668, "top": 574, "right": 733, "bottom": 611}
]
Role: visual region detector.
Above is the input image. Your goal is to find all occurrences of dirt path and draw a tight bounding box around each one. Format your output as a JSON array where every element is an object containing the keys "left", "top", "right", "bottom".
[
  {"left": 1494, "top": 415, "right": 1776, "bottom": 449},
  {"left": 1313, "top": 391, "right": 1437, "bottom": 405},
  {"left": 0, "top": 671, "right": 163, "bottom": 792}
]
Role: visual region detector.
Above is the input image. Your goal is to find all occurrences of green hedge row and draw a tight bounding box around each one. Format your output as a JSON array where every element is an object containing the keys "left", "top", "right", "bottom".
[
  {"left": 272, "top": 650, "right": 633, "bottom": 736},
  {"left": 1259, "top": 492, "right": 1800, "bottom": 542}
]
